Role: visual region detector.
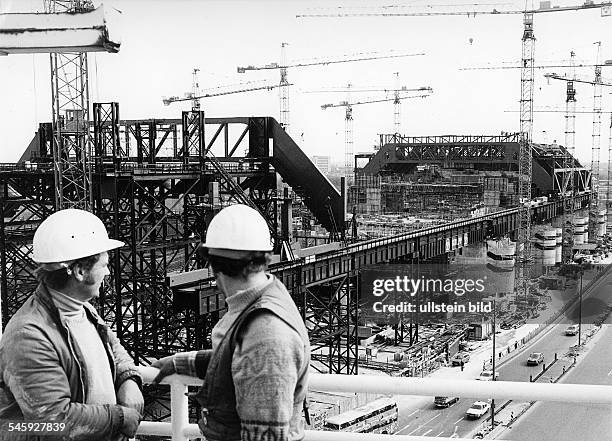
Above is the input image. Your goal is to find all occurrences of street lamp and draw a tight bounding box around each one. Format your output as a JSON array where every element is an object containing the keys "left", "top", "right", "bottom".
[
  {"left": 578, "top": 270, "right": 583, "bottom": 346},
  {"left": 483, "top": 296, "right": 497, "bottom": 428}
]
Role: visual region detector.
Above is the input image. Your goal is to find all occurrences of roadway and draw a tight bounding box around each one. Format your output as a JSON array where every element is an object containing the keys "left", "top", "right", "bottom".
[
  {"left": 502, "top": 285, "right": 612, "bottom": 440},
  {"left": 393, "top": 264, "right": 612, "bottom": 439}
]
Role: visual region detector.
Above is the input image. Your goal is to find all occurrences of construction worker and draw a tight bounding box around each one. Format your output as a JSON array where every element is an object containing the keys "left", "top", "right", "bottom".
[
  {"left": 0, "top": 209, "right": 143, "bottom": 440},
  {"left": 152, "top": 204, "right": 311, "bottom": 441}
]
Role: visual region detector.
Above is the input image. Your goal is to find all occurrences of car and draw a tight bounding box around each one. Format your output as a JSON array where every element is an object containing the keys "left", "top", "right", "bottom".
[
  {"left": 527, "top": 352, "right": 544, "bottom": 365},
  {"left": 434, "top": 396, "right": 459, "bottom": 408},
  {"left": 477, "top": 370, "right": 500, "bottom": 381},
  {"left": 566, "top": 324, "right": 579, "bottom": 336},
  {"left": 466, "top": 401, "right": 491, "bottom": 419},
  {"left": 460, "top": 341, "right": 482, "bottom": 352},
  {"left": 451, "top": 352, "right": 470, "bottom": 366}
]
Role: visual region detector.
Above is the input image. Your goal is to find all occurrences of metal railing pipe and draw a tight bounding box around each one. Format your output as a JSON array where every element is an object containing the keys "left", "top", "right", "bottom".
[{"left": 309, "top": 374, "right": 612, "bottom": 404}]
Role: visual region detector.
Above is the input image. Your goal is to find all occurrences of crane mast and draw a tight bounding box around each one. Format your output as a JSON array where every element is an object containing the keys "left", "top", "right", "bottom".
[
  {"left": 589, "top": 42, "right": 603, "bottom": 240},
  {"left": 280, "top": 43, "right": 290, "bottom": 132},
  {"left": 45, "top": 0, "right": 95, "bottom": 210},
  {"left": 191, "top": 68, "right": 201, "bottom": 111},
  {"left": 545, "top": 61, "right": 612, "bottom": 244},
  {"left": 345, "top": 85, "right": 354, "bottom": 184},
  {"left": 394, "top": 72, "right": 401, "bottom": 134},
  {"left": 516, "top": 7, "right": 535, "bottom": 303},
  {"left": 563, "top": 52, "right": 577, "bottom": 263}
]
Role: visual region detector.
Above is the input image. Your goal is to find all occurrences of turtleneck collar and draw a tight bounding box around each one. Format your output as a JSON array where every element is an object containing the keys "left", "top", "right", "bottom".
[
  {"left": 225, "top": 274, "right": 273, "bottom": 313},
  {"left": 47, "top": 286, "right": 87, "bottom": 320}
]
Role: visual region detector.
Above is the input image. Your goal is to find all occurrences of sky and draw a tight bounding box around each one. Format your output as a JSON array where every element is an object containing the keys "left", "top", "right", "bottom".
[{"left": 0, "top": 0, "right": 611, "bottom": 165}]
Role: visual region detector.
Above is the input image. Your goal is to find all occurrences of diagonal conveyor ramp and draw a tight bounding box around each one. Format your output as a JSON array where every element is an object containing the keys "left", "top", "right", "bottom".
[{"left": 268, "top": 118, "right": 344, "bottom": 234}]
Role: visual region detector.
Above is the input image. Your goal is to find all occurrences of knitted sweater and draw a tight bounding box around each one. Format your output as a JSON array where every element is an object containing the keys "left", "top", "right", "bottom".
[
  {"left": 48, "top": 288, "right": 116, "bottom": 405},
  {"left": 174, "top": 275, "right": 310, "bottom": 441}
]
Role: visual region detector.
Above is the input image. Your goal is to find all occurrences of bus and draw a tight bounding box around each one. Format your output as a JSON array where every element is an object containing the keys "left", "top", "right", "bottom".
[{"left": 322, "top": 397, "right": 398, "bottom": 434}]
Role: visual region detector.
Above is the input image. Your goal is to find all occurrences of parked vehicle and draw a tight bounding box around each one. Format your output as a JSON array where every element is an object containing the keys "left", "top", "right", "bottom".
[
  {"left": 566, "top": 324, "right": 579, "bottom": 336},
  {"left": 527, "top": 352, "right": 544, "bottom": 365},
  {"left": 323, "top": 397, "right": 398, "bottom": 434},
  {"left": 466, "top": 401, "right": 491, "bottom": 419},
  {"left": 451, "top": 352, "right": 470, "bottom": 366},
  {"left": 477, "top": 370, "right": 500, "bottom": 381},
  {"left": 460, "top": 341, "right": 482, "bottom": 352},
  {"left": 434, "top": 396, "right": 459, "bottom": 408}
]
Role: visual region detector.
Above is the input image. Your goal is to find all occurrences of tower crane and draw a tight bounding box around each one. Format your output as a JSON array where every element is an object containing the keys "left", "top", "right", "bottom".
[
  {"left": 162, "top": 80, "right": 290, "bottom": 106},
  {"left": 46, "top": 0, "right": 97, "bottom": 210},
  {"left": 297, "top": 0, "right": 611, "bottom": 309},
  {"left": 308, "top": 82, "right": 433, "bottom": 134},
  {"left": 544, "top": 60, "right": 612, "bottom": 243},
  {"left": 321, "top": 91, "right": 433, "bottom": 183},
  {"left": 191, "top": 68, "right": 201, "bottom": 111},
  {"left": 237, "top": 46, "right": 425, "bottom": 133}
]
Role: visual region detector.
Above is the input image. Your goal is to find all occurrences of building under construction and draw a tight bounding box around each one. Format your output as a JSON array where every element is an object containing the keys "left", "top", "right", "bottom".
[{"left": 348, "top": 133, "right": 591, "bottom": 237}]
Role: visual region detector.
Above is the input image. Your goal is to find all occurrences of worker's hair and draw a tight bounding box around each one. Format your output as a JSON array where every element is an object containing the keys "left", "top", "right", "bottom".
[
  {"left": 199, "top": 248, "right": 270, "bottom": 277},
  {"left": 35, "top": 254, "right": 101, "bottom": 290}
]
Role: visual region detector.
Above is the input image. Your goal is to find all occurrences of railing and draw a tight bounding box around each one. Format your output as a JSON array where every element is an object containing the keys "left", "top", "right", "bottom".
[{"left": 136, "top": 366, "right": 612, "bottom": 441}]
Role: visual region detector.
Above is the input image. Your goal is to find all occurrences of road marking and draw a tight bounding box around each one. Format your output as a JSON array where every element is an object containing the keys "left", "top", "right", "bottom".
[
  {"left": 396, "top": 409, "right": 420, "bottom": 434},
  {"left": 423, "top": 413, "right": 441, "bottom": 425},
  {"left": 437, "top": 430, "right": 446, "bottom": 437},
  {"left": 455, "top": 416, "right": 464, "bottom": 424},
  {"left": 408, "top": 426, "right": 421, "bottom": 435},
  {"left": 423, "top": 429, "right": 433, "bottom": 436},
  {"left": 396, "top": 423, "right": 410, "bottom": 433},
  {"left": 607, "top": 368, "right": 612, "bottom": 376},
  {"left": 404, "top": 413, "right": 441, "bottom": 435}
]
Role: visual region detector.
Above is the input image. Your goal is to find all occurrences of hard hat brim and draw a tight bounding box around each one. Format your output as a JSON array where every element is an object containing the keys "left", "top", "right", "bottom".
[
  {"left": 205, "top": 247, "right": 271, "bottom": 260},
  {"left": 32, "top": 238, "right": 125, "bottom": 263}
]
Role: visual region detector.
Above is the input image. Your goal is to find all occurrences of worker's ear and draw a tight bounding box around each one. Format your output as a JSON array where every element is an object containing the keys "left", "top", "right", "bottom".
[{"left": 71, "top": 262, "right": 87, "bottom": 282}]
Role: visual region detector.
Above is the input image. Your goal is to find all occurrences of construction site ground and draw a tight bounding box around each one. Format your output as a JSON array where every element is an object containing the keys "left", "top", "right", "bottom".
[{"left": 357, "top": 259, "right": 612, "bottom": 437}]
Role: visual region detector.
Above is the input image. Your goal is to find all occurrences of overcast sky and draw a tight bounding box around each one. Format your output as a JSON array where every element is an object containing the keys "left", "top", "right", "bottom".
[{"left": 1, "top": 0, "right": 611, "bottom": 165}]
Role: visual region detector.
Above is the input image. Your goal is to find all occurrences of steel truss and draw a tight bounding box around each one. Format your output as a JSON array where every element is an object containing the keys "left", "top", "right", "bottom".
[
  {"left": 306, "top": 274, "right": 359, "bottom": 375},
  {"left": 0, "top": 172, "right": 54, "bottom": 325}
]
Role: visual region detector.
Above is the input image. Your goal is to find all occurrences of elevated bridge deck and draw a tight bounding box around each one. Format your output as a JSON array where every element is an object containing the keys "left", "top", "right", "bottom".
[{"left": 172, "top": 193, "right": 590, "bottom": 298}]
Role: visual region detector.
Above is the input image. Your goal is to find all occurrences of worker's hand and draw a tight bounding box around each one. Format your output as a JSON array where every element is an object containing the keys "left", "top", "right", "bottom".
[
  {"left": 117, "top": 380, "right": 144, "bottom": 415},
  {"left": 151, "top": 356, "right": 176, "bottom": 384},
  {"left": 120, "top": 406, "right": 142, "bottom": 438}
]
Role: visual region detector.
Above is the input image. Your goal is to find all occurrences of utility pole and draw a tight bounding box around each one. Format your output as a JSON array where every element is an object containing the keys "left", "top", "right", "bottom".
[{"left": 579, "top": 271, "right": 583, "bottom": 345}]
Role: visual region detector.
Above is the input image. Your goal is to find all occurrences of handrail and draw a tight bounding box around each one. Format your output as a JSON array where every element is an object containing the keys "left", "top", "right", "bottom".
[{"left": 135, "top": 366, "right": 612, "bottom": 441}]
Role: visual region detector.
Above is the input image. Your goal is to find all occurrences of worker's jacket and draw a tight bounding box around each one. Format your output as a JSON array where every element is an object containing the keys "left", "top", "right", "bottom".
[
  {"left": 0, "top": 283, "right": 141, "bottom": 441},
  {"left": 195, "top": 278, "right": 311, "bottom": 441}
]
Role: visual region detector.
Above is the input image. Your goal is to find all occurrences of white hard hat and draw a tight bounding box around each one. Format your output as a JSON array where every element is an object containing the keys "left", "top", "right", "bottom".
[
  {"left": 201, "top": 204, "right": 273, "bottom": 253},
  {"left": 33, "top": 209, "right": 124, "bottom": 263}
]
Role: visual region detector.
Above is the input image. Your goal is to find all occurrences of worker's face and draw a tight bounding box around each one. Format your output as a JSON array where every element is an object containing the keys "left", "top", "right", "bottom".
[{"left": 79, "top": 252, "right": 110, "bottom": 300}]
